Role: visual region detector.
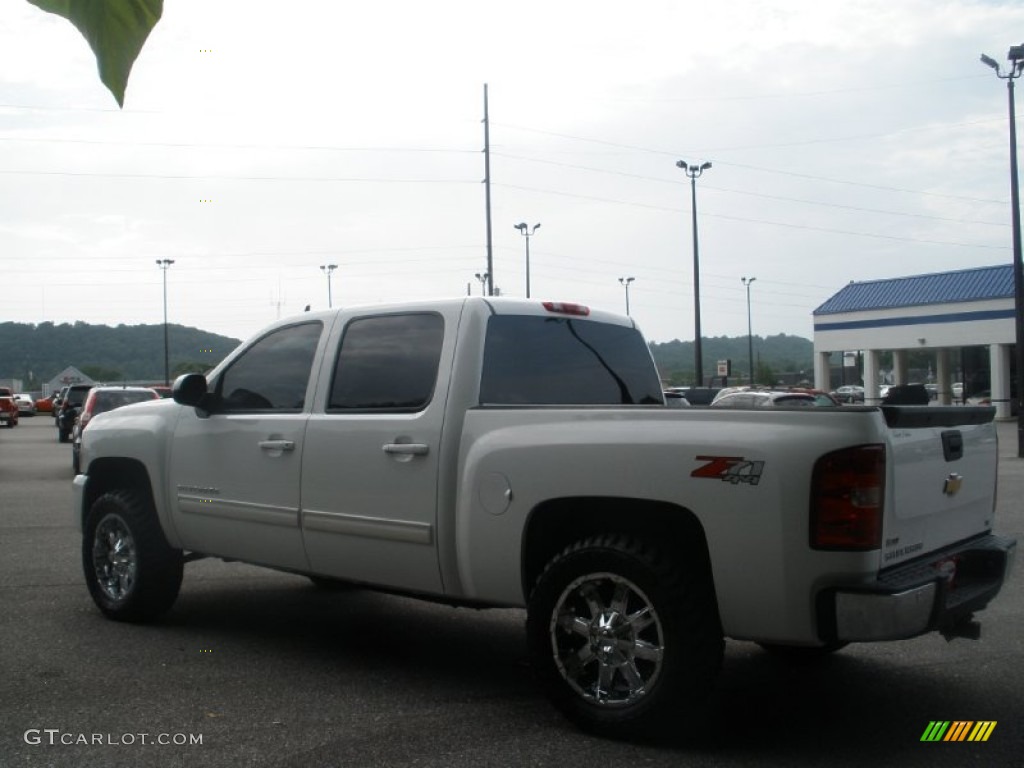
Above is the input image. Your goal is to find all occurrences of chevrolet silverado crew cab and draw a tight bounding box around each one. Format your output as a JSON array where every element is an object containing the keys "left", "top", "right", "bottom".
[{"left": 72, "top": 297, "right": 1016, "bottom": 737}]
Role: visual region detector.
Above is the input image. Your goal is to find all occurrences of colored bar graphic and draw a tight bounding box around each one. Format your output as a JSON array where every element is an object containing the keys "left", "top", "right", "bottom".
[
  {"left": 920, "top": 721, "right": 996, "bottom": 742},
  {"left": 967, "top": 722, "right": 997, "bottom": 742}
]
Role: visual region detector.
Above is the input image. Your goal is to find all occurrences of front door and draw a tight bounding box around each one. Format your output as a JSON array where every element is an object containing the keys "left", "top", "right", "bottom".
[{"left": 168, "top": 320, "right": 326, "bottom": 570}]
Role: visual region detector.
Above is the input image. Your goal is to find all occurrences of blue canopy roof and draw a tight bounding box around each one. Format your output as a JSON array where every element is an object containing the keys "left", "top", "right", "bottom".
[{"left": 814, "top": 264, "right": 1014, "bottom": 316}]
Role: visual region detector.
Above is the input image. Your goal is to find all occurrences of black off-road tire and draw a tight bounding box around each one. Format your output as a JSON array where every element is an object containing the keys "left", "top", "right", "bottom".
[
  {"left": 526, "top": 534, "right": 723, "bottom": 739},
  {"left": 83, "top": 489, "right": 184, "bottom": 622}
]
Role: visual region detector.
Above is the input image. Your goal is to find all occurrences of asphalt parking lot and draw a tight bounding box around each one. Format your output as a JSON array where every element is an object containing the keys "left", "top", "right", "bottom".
[{"left": 1, "top": 416, "right": 1022, "bottom": 767}]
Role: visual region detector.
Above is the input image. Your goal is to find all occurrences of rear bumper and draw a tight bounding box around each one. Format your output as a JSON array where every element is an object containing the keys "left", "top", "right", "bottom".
[{"left": 819, "top": 534, "right": 1016, "bottom": 642}]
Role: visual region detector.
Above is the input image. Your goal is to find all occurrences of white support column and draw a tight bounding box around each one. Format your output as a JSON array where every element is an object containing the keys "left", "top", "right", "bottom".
[
  {"left": 990, "top": 343, "right": 1012, "bottom": 420},
  {"left": 892, "top": 350, "right": 909, "bottom": 385},
  {"left": 814, "top": 351, "right": 832, "bottom": 392},
  {"left": 936, "top": 348, "right": 952, "bottom": 405},
  {"left": 863, "top": 350, "right": 881, "bottom": 405}
]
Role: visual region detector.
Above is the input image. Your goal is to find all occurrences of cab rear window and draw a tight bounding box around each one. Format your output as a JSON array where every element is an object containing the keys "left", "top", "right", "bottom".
[{"left": 480, "top": 315, "right": 662, "bottom": 405}]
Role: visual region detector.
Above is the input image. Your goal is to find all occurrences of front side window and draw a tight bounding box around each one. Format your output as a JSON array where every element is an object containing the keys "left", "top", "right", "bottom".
[
  {"left": 328, "top": 313, "right": 444, "bottom": 411},
  {"left": 215, "top": 322, "right": 322, "bottom": 411},
  {"left": 480, "top": 315, "right": 663, "bottom": 405}
]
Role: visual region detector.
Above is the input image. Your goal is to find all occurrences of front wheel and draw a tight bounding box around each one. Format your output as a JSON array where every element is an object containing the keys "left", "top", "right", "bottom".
[
  {"left": 83, "top": 490, "right": 183, "bottom": 622},
  {"left": 526, "top": 535, "right": 722, "bottom": 739}
]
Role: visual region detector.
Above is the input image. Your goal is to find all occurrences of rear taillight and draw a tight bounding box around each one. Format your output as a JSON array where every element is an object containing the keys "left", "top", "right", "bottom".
[{"left": 810, "top": 444, "right": 885, "bottom": 550}]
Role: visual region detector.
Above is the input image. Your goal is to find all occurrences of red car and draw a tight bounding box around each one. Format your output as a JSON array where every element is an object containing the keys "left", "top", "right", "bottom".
[{"left": 0, "top": 388, "right": 19, "bottom": 427}]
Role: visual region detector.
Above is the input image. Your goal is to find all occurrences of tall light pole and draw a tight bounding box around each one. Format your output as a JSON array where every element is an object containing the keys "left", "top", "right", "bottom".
[
  {"left": 475, "top": 272, "right": 489, "bottom": 295},
  {"left": 155, "top": 259, "right": 175, "bottom": 386},
  {"left": 619, "top": 277, "right": 635, "bottom": 315},
  {"left": 981, "top": 45, "right": 1024, "bottom": 458},
  {"left": 677, "top": 160, "right": 711, "bottom": 386},
  {"left": 742, "top": 276, "right": 757, "bottom": 385},
  {"left": 320, "top": 264, "right": 338, "bottom": 308},
  {"left": 514, "top": 222, "right": 541, "bottom": 298}
]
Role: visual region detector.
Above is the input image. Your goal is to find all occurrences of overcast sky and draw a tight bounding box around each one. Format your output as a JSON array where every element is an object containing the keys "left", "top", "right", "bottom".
[{"left": 2, "top": 0, "right": 1022, "bottom": 345}]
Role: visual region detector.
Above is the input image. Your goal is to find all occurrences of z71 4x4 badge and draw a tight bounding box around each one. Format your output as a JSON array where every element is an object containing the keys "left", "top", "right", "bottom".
[{"left": 691, "top": 456, "right": 766, "bottom": 485}]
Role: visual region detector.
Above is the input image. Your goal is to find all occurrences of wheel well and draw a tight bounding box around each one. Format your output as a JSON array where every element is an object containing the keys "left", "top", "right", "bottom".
[
  {"left": 521, "top": 497, "right": 716, "bottom": 602},
  {"left": 81, "top": 458, "right": 155, "bottom": 525}
]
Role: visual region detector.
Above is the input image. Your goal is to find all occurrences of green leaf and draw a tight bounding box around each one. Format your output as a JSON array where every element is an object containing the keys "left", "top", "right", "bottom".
[{"left": 27, "top": 0, "right": 163, "bottom": 107}]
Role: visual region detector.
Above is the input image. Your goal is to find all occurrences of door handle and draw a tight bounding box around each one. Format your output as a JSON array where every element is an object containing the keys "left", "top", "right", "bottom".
[
  {"left": 259, "top": 440, "right": 296, "bottom": 452},
  {"left": 383, "top": 443, "right": 429, "bottom": 456}
]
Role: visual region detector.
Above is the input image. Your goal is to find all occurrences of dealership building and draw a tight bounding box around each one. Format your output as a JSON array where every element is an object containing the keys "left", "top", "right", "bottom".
[{"left": 812, "top": 264, "right": 1018, "bottom": 418}]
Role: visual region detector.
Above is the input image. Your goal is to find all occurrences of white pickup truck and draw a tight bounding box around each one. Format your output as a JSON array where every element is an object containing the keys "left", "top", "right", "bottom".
[{"left": 73, "top": 297, "right": 1016, "bottom": 737}]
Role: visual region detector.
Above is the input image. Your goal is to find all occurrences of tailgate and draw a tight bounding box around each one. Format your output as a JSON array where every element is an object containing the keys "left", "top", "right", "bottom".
[{"left": 881, "top": 406, "right": 998, "bottom": 568}]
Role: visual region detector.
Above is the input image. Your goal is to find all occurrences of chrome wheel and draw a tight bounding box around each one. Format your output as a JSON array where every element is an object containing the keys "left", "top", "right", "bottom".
[
  {"left": 92, "top": 513, "right": 138, "bottom": 603},
  {"left": 550, "top": 571, "right": 664, "bottom": 707}
]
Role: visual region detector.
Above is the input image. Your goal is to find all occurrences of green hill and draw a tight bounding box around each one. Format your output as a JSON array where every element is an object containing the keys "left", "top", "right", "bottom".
[
  {"left": 0, "top": 321, "right": 242, "bottom": 388},
  {"left": 650, "top": 334, "right": 814, "bottom": 386}
]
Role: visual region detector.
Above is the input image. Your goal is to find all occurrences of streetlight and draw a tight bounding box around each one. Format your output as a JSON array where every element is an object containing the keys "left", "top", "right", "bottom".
[
  {"left": 475, "top": 272, "right": 489, "bottom": 295},
  {"left": 514, "top": 222, "right": 541, "bottom": 298},
  {"left": 677, "top": 160, "right": 712, "bottom": 386},
  {"left": 320, "top": 264, "right": 338, "bottom": 308},
  {"left": 981, "top": 44, "right": 1024, "bottom": 457},
  {"left": 619, "top": 277, "right": 635, "bottom": 315},
  {"left": 742, "top": 276, "right": 757, "bottom": 385},
  {"left": 155, "top": 259, "right": 175, "bottom": 386}
]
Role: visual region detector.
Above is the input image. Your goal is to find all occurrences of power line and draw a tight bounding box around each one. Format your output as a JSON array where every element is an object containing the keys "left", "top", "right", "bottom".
[
  {"left": 493, "top": 151, "right": 1009, "bottom": 219},
  {"left": 494, "top": 183, "right": 1007, "bottom": 249}
]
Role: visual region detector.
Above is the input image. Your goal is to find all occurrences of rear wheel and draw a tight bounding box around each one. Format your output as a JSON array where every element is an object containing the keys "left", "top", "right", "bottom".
[
  {"left": 83, "top": 489, "right": 183, "bottom": 622},
  {"left": 526, "top": 534, "right": 722, "bottom": 738}
]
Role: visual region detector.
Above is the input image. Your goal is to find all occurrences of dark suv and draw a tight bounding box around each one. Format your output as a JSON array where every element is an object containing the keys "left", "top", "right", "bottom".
[{"left": 56, "top": 384, "right": 94, "bottom": 443}]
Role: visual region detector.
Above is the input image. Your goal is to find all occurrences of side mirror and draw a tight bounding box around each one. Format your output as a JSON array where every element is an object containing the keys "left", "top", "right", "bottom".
[{"left": 172, "top": 373, "right": 214, "bottom": 416}]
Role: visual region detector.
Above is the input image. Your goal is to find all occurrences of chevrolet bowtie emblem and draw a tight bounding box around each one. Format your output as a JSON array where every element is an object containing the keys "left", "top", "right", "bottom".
[{"left": 943, "top": 473, "right": 963, "bottom": 496}]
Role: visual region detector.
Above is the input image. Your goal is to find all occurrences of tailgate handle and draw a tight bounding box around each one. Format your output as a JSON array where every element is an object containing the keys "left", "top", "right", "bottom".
[{"left": 941, "top": 430, "right": 963, "bottom": 462}]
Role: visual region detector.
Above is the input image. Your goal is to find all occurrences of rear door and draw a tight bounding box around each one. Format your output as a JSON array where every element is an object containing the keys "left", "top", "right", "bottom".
[
  {"left": 299, "top": 308, "right": 455, "bottom": 592},
  {"left": 881, "top": 407, "right": 998, "bottom": 567}
]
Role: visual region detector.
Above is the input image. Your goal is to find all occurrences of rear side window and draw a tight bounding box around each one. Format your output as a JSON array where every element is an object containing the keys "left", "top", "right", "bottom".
[
  {"left": 480, "top": 315, "right": 662, "bottom": 405},
  {"left": 328, "top": 313, "right": 444, "bottom": 411},
  {"left": 216, "top": 321, "right": 323, "bottom": 411}
]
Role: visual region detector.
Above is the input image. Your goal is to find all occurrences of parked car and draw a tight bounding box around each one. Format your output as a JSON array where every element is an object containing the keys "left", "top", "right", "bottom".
[
  {"left": 787, "top": 388, "right": 844, "bottom": 407},
  {"left": 14, "top": 394, "right": 37, "bottom": 416},
  {"left": 0, "top": 395, "right": 19, "bottom": 427},
  {"left": 663, "top": 390, "right": 692, "bottom": 408},
  {"left": 51, "top": 386, "right": 70, "bottom": 420},
  {"left": 34, "top": 395, "right": 54, "bottom": 413},
  {"left": 831, "top": 385, "right": 865, "bottom": 404},
  {"left": 667, "top": 386, "right": 722, "bottom": 405},
  {"left": 966, "top": 390, "right": 1019, "bottom": 415},
  {"left": 710, "top": 390, "right": 820, "bottom": 408},
  {"left": 56, "top": 384, "right": 94, "bottom": 443},
  {"left": 72, "top": 386, "right": 160, "bottom": 473}
]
